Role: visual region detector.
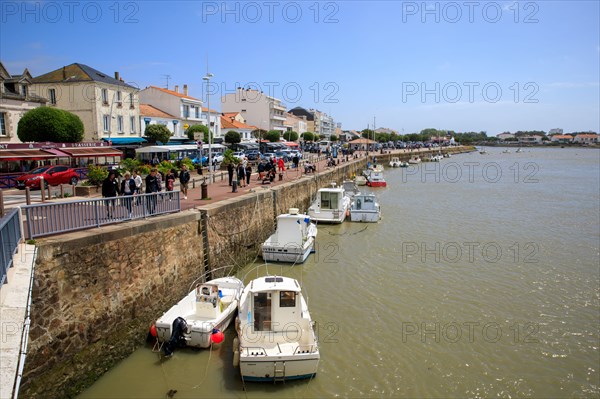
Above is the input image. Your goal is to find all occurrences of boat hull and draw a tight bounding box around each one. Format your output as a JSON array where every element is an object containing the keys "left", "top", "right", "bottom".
[
  {"left": 240, "top": 355, "right": 320, "bottom": 382},
  {"left": 350, "top": 210, "right": 380, "bottom": 222},
  {"left": 367, "top": 181, "right": 386, "bottom": 187},
  {"left": 262, "top": 239, "right": 314, "bottom": 263}
]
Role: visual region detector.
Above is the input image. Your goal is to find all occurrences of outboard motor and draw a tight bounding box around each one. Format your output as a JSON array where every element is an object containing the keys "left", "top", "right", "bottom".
[{"left": 163, "top": 317, "right": 188, "bottom": 357}]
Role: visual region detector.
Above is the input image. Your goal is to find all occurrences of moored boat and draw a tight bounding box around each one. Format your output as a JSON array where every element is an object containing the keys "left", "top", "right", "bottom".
[
  {"left": 262, "top": 209, "right": 317, "bottom": 264},
  {"left": 350, "top": 193, "right": 381, "bottom": 222},
  {"left": 154, "top": 276, "right": 244, "bottom": 356},
  {"left": 389, "top": 157, "right": 402, "bottom": 167},
  {"left": 355, "top": 175, "right": 367, "bottom": 186},
  {"left": 307, "top": 183, "right": 351, "bottom": 223},
  {"left": 408, "top": 156, "right": 421, "bottom": 164},
  {"left": 365, "top": 170, "right": 387, "bottom": 187},
  {"left": 234, "top": 276, "right": 320, "bottom": 382}
]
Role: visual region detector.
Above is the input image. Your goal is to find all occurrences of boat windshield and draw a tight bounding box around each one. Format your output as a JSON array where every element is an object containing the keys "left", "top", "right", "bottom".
[{"left": 320, "top": 192, "right": 338, "bottom": 209}]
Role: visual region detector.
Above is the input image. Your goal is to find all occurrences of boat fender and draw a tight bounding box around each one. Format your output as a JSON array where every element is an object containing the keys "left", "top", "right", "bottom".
[{"left": 233, "top": 337, "right": 240, "bottom": 367}]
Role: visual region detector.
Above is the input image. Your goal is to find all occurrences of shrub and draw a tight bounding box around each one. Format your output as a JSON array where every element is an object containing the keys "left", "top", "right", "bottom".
[
  {"left": 86, "top": 165, "right": 108, "bottom": 186},
  {"left": 144, "top": 124, "right": 172, "bottom": 144},
  {"left": 17, "top": 107, "right": 84, "bottom": 142}
]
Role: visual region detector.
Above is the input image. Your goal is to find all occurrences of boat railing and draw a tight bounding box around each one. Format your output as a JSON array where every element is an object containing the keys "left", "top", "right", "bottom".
[
  {"left": 242, "top": 346, "right": 267, "bottom": 356},
  {"left": 293, "top": 344, "right": 317, "bottom": 354}
]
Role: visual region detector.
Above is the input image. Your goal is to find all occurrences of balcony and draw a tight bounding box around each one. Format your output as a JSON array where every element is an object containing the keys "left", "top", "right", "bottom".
[
  {"left": 272, "top": 102, "right": 286, "bottom": 111},
  {"left": 271, "top": 114, "right": 286, "bottom": 121}
]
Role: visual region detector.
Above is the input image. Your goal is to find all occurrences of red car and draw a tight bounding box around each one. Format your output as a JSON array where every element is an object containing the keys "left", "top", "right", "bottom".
[{"left": 16, "top": 165, "right": 79, "bottom": 189}]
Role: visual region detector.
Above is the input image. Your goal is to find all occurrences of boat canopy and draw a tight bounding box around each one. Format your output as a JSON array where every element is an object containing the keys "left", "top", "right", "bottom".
[{"left": 248, "top": 276, "right": 301, "bottom": 293}]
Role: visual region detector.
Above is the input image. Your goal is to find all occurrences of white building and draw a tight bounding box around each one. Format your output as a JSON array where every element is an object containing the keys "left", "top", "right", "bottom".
[
  {"left": 31, "top": 63, "right": 141, "bottom": 143},
  {"left": 517, "top": 135, "right": 543, "bottom": 144},
  {"left": 139, "top": 85, "right": 221, "bottom": 140},
  {"left": 139, "top": 104, "right": 181, "bottom": 139},
  {"left": 221, "top": 87, "right": 287, "bottom": 134},
  {"left": 496, "top": 133, "right": 515, "bottom": 140},
  {"left": 573, "top": 134, "right": 598, "bottom": 144},
  {"left": 284, "top": 112, "right": 307, "bottom": 135},
  {"left": 0, "top": 61, "right": 47, "bottom": 143},
  {"left": 221, "top": 112, "right": 258, "bottom": 142}
]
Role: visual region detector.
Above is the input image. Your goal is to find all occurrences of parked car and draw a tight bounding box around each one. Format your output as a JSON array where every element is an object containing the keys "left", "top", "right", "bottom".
[
  {"left": 244, "top": 150, "right": 260, "bottom": 161},
  {"left": 232, "top": 151, "right": 245, "bottom": 160},
  {"left": 16, "top": 165, "right": 79, "bottom": 189},
  {"left": 261, "top": 152, "right": 276, "bottom": 161},
  {"left": 201, "top": 154, "right": 224, "bottom": 165}
]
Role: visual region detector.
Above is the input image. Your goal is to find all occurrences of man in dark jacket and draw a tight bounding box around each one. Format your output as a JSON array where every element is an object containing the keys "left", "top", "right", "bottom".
[
  {"left": 179, "top": 164, "right": 190, "bottom": 199},
  {"left": 102, "top": 171, "right": 119, "bottom": 218},
  {"left": 145, "top": 168, "right": 160, "bottom": 214}
]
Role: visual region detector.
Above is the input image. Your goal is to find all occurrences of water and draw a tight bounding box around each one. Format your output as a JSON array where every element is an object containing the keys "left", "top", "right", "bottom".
[{"left": 80, "top": 148, "right": 599, "bottom": 398}]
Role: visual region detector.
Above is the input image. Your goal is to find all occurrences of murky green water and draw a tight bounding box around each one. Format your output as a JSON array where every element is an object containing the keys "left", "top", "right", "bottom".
[{"left": 80, "top": 147, "right": 599, "bottom": 398}]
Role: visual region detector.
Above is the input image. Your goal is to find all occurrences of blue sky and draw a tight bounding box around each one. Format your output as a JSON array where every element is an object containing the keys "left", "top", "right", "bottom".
[{"left": 2, "top": 0, "right": 599, "bottom": 134}]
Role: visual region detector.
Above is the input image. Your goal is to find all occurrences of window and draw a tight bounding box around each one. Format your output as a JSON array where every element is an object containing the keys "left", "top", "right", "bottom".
[
  {"left": 48, "top": 89, "right": 56, "bottom": 105},
  {"left": 320, "top": 192, "right": 338, "bottom": 209},
  {"left": 101, "top": 88, "right": 108, "bottom": 104},
  {"left": 195, "top": 107, "right": 200, "bottom": 118},
  {"left": 21, "top": 85, "right": 27, "bottom": 96},
  {"left": 130, "top": 116, "right": 136, "bottom": 133},
  {"left": 280, "top": 291, "right": 296, "bottom": 307},
  {"left": 117, "top": 116, "right": 123, "bottom": 133},
  {"left": 103, "top": 115, "right": 110, "bottom": 132},
  {"left": 253, "top": 293, "right": 272, "bottom": 331},
  {"left": 116, "top": 91, "right": 122, "bottom": 102},
  {"left": 0, "top": 113, "right": 6, "bottom": 136},
  {"left": 129, "top": 93, "right": 134, "bottom": 108},
  {"left": 183, "top": 105, "right": 190, "bottom": 118}
]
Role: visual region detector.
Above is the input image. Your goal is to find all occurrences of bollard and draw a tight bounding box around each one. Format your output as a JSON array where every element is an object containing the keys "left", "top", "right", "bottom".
[
  {"left": 279, "top": 173, "right": 283, "bottom": 181},
  {"left": 232, "top": 180, "right": 237, "bottom": 193},
  {"left": 25, "top": 187, "right": 31, "bottom": 205},
  {"left": 72, "top": 184, "right": 76, "bottom": 197},
  {"left": 60, "top": 184, "right": 65, "bottom": 198},
  {"left": 40, "top": 182, "right": 45, "bottom": 202},
  {"left": 192, "top": 179, "right": 196, "bottom": 188},
  {"left": 201, "top": 181, "right": 208, "bottom": 199}
]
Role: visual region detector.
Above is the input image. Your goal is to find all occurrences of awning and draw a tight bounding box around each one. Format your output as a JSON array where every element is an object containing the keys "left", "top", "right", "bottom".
[
  {"left": 284, "top": 142, "right": 300, "bottom": 147},
  {"left": 0, "top": 149, "right": 57, "bottom": 161},
  {"left": 42, "top": 148, "right": 71, "bottom": 157},
  {"left": 102, "top": 137, "right": 147, "bottom": 144},
  {"left": 59, "top": 147, "right": 123, "bottom": 158}
]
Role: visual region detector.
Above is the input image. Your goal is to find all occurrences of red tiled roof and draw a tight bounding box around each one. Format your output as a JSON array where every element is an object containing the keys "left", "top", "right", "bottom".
[
  {"left": 220, "top": 115, "right": 257, "bottom": 130},
  {"left": 575, "top": 134, "right": 598, "bottom": 138},
  {"left": 149, "top": 86, "right": 200, "bottom": 101},
  {"left": 140, "top": 104, "right": 177, "bottom": 119}
]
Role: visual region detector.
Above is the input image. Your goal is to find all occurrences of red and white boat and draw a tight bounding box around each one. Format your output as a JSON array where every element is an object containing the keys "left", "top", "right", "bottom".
[{"left": 366, "top": 170, "right": 387, "bottom": 187}]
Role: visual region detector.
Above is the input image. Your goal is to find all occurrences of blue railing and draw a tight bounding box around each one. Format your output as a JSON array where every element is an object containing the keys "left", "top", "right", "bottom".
[
  {"left": 1, "top": 208, "right": 22, "bottom": 286},
  {"left": 22, "top": 191, "right": 181, "bottom": 239}
]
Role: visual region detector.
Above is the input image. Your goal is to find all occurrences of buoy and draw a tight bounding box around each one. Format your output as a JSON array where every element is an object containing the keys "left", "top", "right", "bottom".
[
  {"left": 150, "top": 324, "right": 157, "bottom": 338},
  {"left": 233, "top": 337, "right": 239, "bottom": 350},
  {"left": 211, "top": 328, "right": 224, "bottom": 344}
]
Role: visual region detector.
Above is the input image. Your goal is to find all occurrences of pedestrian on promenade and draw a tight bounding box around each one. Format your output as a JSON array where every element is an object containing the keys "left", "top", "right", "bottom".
[
  {"left": 277, "top": 157, "right": 285, "bottom": 173},
  {"left": 133, "top": 169, "right": 143, "bottom": 205},
  {"left": 102, "top": 171, "right": 119, "bottom": 219},
  {"left": 227, "top": 162, "right": 234, "bottom": 186},
  {"left": 145, "top": 168, "right": 160, "bottom": 215},
  {"left": 166, "top": 169, "right": 176, "bottom": 200},
  {"left": 257, "top": 161, "right": 265, "bottom": 181},
  {"left": 179, "top": 164, "right": 190, "bottom": 199},
  {"left": 237, "top": 162, "right": 246, "bottom": 188},
  {"left": 120, "top": 171, "right": 136, "bottom": 217},
  {"left": 245, "top": 163, "right": 252, "bottom": 186},
  {"left": 292, "top": 155, "right": 299, "bottom": 169}
]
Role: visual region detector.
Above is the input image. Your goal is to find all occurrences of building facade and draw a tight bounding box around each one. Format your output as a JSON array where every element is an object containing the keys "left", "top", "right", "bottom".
[
  {"left": 287, "top": 106, "right": 335, "bottom": 138},
  {"left": 139, "top": 104, "right": 181, "bottom": 139},
  {"left": 0, "top": 62, "right": 48, "bottom": 143},
  {"left": 221, "top": 112, "right": 258, "bottom": 142},
  {"left": 31, "top": 63, "right": 140, "bottom": 142},
  {"left": 549, "top": 134, "right": 573, "bottom": 143},
  {"left": 573, "top": 134, "right": 598, "bottom": 144},
  {"left": 284, "top": 112, "right": 307, "bottom": 135},
  {"left": 221, "top": 87, "right": 287, "bottom": 134},
  {"left": 497, "top": 133, "right": 515, "bottom": 140},
  {"left": 139, "top": 85, "right": 220, "bottom": 140}
]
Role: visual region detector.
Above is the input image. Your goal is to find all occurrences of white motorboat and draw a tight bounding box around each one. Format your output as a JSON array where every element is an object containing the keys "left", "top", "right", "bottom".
[
  {"left": 154, "top": 276, "right": 244, "bottom": 356},
  {"left": 408, "top": 156, "right": 421, "bottom": 164},
  {"left": 365, "top": 169, "right": 387, "bottom": 187},
  {"left": 342, "top": 180, "right": 360, "bottom": 199},
  {"left": 443, "top": 152, "right": 451, "bottom": 158},
  {"left": 427, "top": 154, "right": 443, "bottom": 162},
  {"left": 355, "top": 175, "right": 367, "bottom": 186},
  {"left": 389, "top": 157, "right": 402, "bottom": 167},
  {"left": 516, "top": 147, "right": 524, "bottom": 153},
  {"left": 502, "top": 149, "right": 511, "bottom": 154},
  {"left": 234, "top": 276, "right": 320, "bottom": 382},
  {"left": 307, "top": 183, "right": 351, "bottom": 223},
  {"left": 350, "top": 193, "right": 381, "bottom": 223},
  {"left": 262, "top": 209, "right": 317, "bottom": 264}
]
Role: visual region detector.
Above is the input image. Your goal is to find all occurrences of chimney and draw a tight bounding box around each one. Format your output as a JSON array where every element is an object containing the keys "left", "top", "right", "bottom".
[
  {"left": 183, "top": 84, "right": 188, "bottom": 96},
  {"left": 62, "top": 66, "right": 66, "bottom": 81},
  {"left": 114, "top": 71, "right": 120, "bottom": 80},
  {"left": 174, "top": 85, "right": 179, "bottom": 93}
]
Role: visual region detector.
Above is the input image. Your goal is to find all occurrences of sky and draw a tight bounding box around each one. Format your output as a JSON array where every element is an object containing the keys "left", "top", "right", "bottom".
[{"left": 1, "top": 0, "right": 599, "bottom": 135}]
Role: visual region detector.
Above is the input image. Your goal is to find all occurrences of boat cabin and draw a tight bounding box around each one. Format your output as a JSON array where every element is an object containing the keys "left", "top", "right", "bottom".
[{"left": 353, "top": 194, "right": 377, "bottom": 211}]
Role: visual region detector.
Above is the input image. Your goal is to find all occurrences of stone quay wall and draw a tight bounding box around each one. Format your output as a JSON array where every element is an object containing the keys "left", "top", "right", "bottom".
[{"left": 20, "top": 158, "right": 365, "bottom": 398}]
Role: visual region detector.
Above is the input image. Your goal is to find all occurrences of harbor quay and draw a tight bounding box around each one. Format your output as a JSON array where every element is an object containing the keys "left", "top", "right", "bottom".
[{"left": 7, "top": 146, "right": 471, "bottom": 398}]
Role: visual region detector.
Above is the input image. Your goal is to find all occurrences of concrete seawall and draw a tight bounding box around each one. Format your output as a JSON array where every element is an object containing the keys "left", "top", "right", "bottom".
[{"left": 20, "top": 158, "right": 366, "bottom": 398}]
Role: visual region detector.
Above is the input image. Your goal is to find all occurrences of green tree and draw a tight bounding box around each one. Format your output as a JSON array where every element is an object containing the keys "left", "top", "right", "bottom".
[
  {"left": 361, "top": 129, "right": 375, "bottom": 139},
  {"left": 85, "top": 164, "right": 108, "bottom": 186},
  {"left": 224, "top": 130, "right": 241, "bottom": 145},
  {"left": 186, "top": 124, "right": 209, "bottom": 142},
  {"left": 283, "top": 131, "right": 299, "bottom": 141},
  {"left": 301, "top": 132, "right": 315, "bottom": 142},
  {"left": 265, "top": 130, "right": 281, "bottom": 142},
  {"left": 17, "top": 107, "right": 84, "bottom": 142},
  {"left": 330, "top": 134, "right": 338, "bottom": 142},
  {"left": 145, "top": 124, "right": 172, "bottom": 144}
]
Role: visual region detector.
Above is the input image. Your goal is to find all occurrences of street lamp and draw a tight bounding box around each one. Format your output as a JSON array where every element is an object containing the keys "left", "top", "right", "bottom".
[{"left": 202, "top": 72, "right": 214, "bottom": 182}]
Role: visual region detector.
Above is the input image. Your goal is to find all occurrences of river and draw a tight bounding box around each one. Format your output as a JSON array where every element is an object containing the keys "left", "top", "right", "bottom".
[{"left": 80, "top": 147, "right": 599, "bottom": 398}]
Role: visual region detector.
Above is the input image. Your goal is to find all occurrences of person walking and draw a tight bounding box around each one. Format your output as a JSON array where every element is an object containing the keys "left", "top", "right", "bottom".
[
  {"left": 133, "top": 169, "right": 143, "bottom": 205},
  {"left": 227, "top": 162, "right": 235, "bottom": 186},
  {"left": 277, "top": 157, "right": 285, "bottom": 173},
  {"left": 166, "top": 169, "right": 176, "bottom": 200},
  {"left": 179, "top": 164, "right": 190, "bottom": 199},
  {"left": 145, "top": 168, "right": 160, "bottom": 214},
  {"left": 102, "top": 171, "right": 119, "bottom": 219},
  {"left": 120, "top": 171, "right": 136, "bottom": 217},
  {"left": 237, "top": 162, "right": 246, "bottom": 188},
  {"left": 245, "top": 163, "right": 252, "bottom": 186}
]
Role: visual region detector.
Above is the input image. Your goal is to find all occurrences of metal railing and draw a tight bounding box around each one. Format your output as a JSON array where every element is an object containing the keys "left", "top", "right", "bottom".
[
  {"left": 22, "top": 191, "right": 181, "bottom": 239},
  {"left": 1, "top": 208, "right": 22, "bottom": 286}
]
